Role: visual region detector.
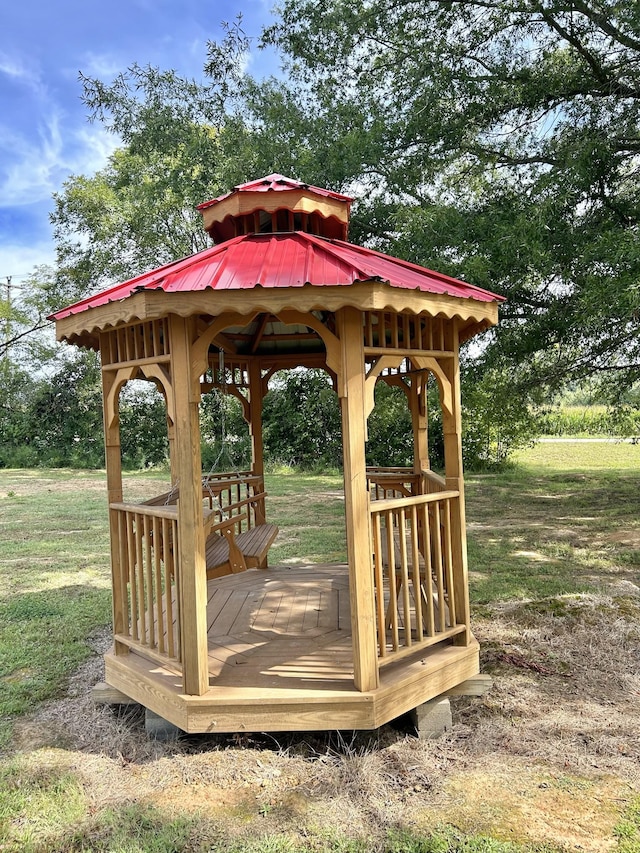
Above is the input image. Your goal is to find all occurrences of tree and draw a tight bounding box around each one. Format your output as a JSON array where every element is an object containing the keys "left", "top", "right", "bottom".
[
  {"left": 259, "top": 1, "right": 640, "bottom": 403},
  {"left": 0, "top": 266, "right": 69, "bottom": 466},
  {"left": 262, "top": 369, "right": 343, "bottom": 468},
  {"left": 51, "top": 67, "right": 240, "bottom": 299},
  {"left": 6, "top": 351, "right": 105, "bottom": 468}
]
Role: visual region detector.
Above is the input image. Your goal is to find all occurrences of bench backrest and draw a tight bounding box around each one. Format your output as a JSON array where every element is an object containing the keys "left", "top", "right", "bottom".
[{"left": 143, "top": 472, "right": 267, "bottom": 533}]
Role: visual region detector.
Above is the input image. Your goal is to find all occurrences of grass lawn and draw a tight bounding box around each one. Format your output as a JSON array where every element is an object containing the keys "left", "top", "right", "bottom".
[{"left": 0, "top": 443, "right": 639, "bottom": 852}]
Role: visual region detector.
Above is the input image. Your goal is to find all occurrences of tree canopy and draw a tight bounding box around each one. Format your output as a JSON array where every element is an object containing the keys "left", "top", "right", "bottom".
[
  {"left": 5, "top": 2, "right": 640, "bottom": 470},
  {"left": 260, "top": 0, "right": 640, "bottom": 399}
]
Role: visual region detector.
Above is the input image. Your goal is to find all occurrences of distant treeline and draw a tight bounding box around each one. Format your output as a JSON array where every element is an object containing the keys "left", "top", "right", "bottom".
[{"left": 537, "top": 406, "right": 640, "bottom": 438}]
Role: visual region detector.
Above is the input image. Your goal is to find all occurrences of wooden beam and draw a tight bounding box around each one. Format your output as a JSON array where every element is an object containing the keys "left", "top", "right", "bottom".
[
  {"left": 338, "top": 307, "right": 379, "bottom": 692},
  {"left": 249, "top": 360, "right": 265, "bottom": 479},
  {"left": 92, "top": 682, "right": 139, "bottom": 705},
  {"left": 440, "top": 319, "right": 471, "bottom": 646},
  {"left": 211, "top": 332, "right": 238, "bottom": 354},
  {"left": 55, "top": 285, "right": 500, "bottom": 350},
  {"left": 250, "top": 312, "right": 270, "bottom": 354},
  {"left": 100, "top": 335, "right": 127, "bottom": 656},
  {"left": 444, "top": 674, "right": 493, "bottom": 696},
  {"left": 410, "top": 372, "right": 429, "bottom": 473},
  {"left": 169, "top": 315, "right": 210, "bottom": 695}
]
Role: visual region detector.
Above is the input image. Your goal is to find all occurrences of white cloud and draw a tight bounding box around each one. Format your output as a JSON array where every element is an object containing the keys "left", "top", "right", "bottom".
[
  {"left": 0, "top": 240, "right": 56, "bottom": 280},
  {"left": 71, "top": 125, "right": 120, "bottom": 175},
  {"left": 0, "top": 115, "right": 118, "bottom": 208},
  {"left": 0, "top": 51, "right": 45, "bottom": 97},
  {"left": 78, "top": 51, "right": 126, "bottom": 80}
]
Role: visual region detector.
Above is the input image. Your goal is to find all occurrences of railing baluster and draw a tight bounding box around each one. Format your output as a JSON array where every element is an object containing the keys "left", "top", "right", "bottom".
[
  {"left": 153, "top": 516, "right": 165, "bottom": 654},
  {"left": 443, "top": 499, "right": 456, "bottom": 624},
  {"left": 432, "top": 502, "right": 447, "bottom": 632},
  {"left": 372, "top": 512, "right": 386, "bottom": 657},
  {"left": 172, "top": 518, "right": 181, "bottom": 662},
  {"left": 398, "top": 509, "right": 412, "bottom": 647},
  {"left": 109, "top": 503, "right": 184, "bottom": 665},
  {"left": 117, "top": 510, "right": 130, "bottom": 638},
  {"left": 385, "top": 511, "right": 399, "bottom": 651},
  {"left": 126, "top": 512, "right": 138, "bottom": 641},
  {"left": 420, "top": 503, "right": 435, "bottom": 637},
  {"left": 143, "top": 514, "right": 154, "bottom": 648},
  {"left": 410, "top": 504, "right": 423, "bottom": 639},
  {"left": 368, "top": 481, "right": 467, "bottom": 666},
  {"left": 163, "top": 517, "right": 175, "bottom": 659},
  {"left": 135, "top": 513, "right": 146, "bottom": 642}
]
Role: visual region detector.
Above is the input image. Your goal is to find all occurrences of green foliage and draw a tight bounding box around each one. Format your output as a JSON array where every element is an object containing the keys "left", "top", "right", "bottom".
[
  {"left": 259, "top": 0, "right": 640, "bottom": 404},
  {"left": 51, "top": 66, "right": 239, "bottom": 300},
  {"left": 614, "top": 796, "right": 640, "bottom": 852},
  {"left": 537, "top": 405, "right": 640, "bottom": 437},
  {"left": 0, "top": 351, "right": 104, "bottom": 469},
  {"left": 200, "top": 390, "right": 252, "bottom": 472},
  {"left": 0, "top": 266, "right": 60, "bottom": 365},
  {"left": 460, "top": 369, "right": 538, "bottom": 470},
  {"left": 366, "top": 382, "right": 414, "bottom": 468},
  {"left": 263, "top": 370, "right": 343, "bottom": 469},
  {"left": 119, "top": 381, "right": 169, "bottom": 469}
]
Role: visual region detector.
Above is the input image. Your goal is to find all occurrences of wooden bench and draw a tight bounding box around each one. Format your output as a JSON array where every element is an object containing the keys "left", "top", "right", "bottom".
[
  {"left": 205, "top": 518, "right": 279, "bottom": 579},
  {"left": 142, "top": 479, "right": 278, "bottom": 580}
]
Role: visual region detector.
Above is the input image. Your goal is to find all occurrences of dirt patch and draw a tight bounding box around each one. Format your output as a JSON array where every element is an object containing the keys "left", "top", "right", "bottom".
[
  {"left": 417, "top": 759, "right": 627, "bottom": 852},
  {"left": 8, "top": 592, "right": 640, "bottom": 851}
]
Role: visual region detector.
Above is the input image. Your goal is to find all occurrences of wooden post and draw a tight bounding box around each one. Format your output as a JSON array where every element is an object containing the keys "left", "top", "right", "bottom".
[
  {"left": 169, "top": 315, "right": 210, "bottom": 696},
  {"left": 248, "top": 359, "right": 265, "bottom": 479},
  {"left": 167, "top": 418, "right": 178, "bottom": 485},
  {"left": 440, "top": 320, "right": 471, "bottom": 645},
  {"left": 338, "top": 307, "right": 379, "bottom": 692},
  {"left": 100, "top": 338, "right": 127, "bottom": 656},
  {"left": 410, "top": 371, "right": 429, "bottom": 476}
]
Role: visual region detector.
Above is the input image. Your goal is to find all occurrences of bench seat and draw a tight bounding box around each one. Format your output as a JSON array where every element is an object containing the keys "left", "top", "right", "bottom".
[{"left": 206, "top": 522, "right": 279, "bottom": 580}]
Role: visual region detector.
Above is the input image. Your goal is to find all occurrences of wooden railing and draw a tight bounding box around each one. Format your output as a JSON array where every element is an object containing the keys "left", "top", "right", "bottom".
[
  {"left": 108, "top": 472, "right": 269, "bottom": 667},
  {"left": 370, "top": 490, "right": 468, "bottom": 665},
  {"left": 367, "top": 467, "right": 420, "bottom": 500},
  {"left": 147, "top": 472, "right": 266, "bottom": 534},
  {"left": 420, "top": 468, "right": 448, "bottom": 494},
  {"left": 109, "top": 502, "right": 181, "bottom": 665}
]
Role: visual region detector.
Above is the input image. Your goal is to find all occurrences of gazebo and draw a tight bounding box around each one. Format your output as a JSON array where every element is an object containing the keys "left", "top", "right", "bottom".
[{"left": 52, "top": 174, "right": 503, "bottom": 734}]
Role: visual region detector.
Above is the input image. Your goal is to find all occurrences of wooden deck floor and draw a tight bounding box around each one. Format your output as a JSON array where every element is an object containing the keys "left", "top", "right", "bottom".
[
  {"left": 107, "top": 563, "right": 480, "bottom": 732},
  {"left": 205, "top": 565, "right": 354, "bottom": 689}
]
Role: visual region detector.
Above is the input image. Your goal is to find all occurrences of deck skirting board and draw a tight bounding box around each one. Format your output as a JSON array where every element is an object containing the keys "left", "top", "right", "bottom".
[{"left": 104, "top": 639, "right": 479, "bottom": 733}]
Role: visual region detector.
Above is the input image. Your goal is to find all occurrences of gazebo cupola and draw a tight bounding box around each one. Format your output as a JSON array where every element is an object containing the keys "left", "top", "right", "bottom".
[
  {"left": 51, "top": 173, "right": 504, "bottom": 737},
  {"left": 197, "top": 173, "right": 351, "bottom": 242}
]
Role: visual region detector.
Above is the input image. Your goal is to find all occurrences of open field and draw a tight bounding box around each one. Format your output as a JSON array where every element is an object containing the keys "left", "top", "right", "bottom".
[{"left": 0, "top": 443, "right": 639, "bottom": 852}]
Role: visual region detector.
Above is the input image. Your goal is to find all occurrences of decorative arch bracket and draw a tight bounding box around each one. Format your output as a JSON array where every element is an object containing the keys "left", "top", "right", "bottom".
[
  {"left": 364, "top": 355, "right": 405, "bottom": 420},
  {"left": 410, "top": 356, "right": 453, "bottom": 418}
]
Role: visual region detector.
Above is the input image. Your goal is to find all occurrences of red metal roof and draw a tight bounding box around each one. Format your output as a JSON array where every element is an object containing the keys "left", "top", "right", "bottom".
[
  {"left": 196, "top": 174, "right": 353, "bottom": 212},
  {"left": 51, "top": 232, "right": 503, "bottom": 321}
]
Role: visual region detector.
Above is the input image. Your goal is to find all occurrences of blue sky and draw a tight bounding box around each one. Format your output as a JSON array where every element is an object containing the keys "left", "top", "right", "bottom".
[{"left": 0, "top": 0, "right": 278, "bottom": 291}]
